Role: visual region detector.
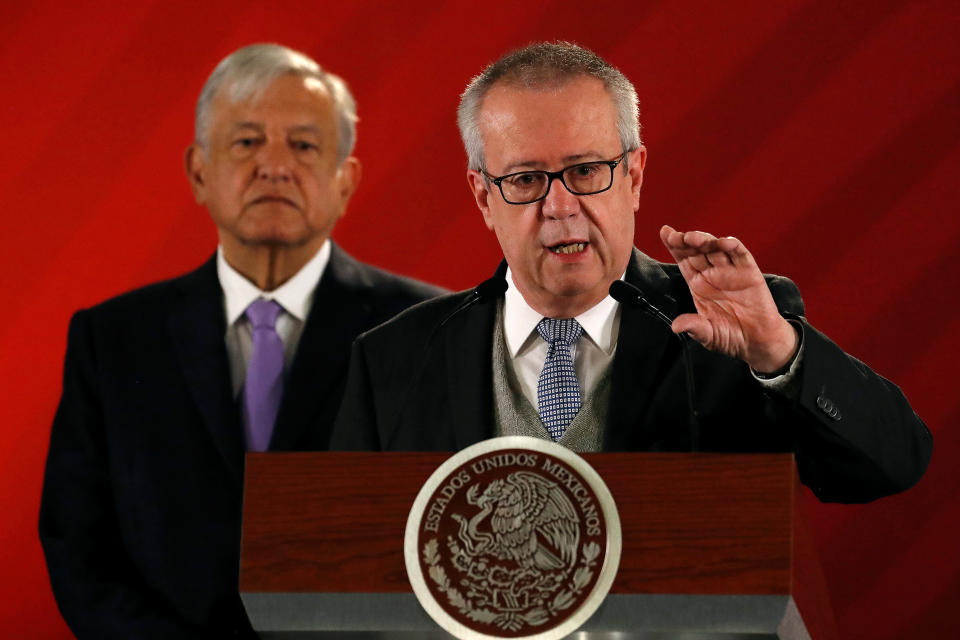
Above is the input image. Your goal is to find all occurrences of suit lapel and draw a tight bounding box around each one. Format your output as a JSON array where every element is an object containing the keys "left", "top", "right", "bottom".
[
  {"left": 605, "top": 250, "right": 686, "bottom": 450},
  {"left": 167, "top": 257, "right": 244, "bottom": 487},
  {"left": 444, "top": 297, "right": 499, "bottom": 450},
  {"left": 269, "top": 245, "right": 373, "bottom": 450},
  {"left": 437, "top": 265, "right": 505, "bottom": 450}
]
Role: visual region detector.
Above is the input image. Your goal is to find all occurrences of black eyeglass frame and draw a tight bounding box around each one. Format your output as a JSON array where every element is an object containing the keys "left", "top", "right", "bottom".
[{"left": 482, "top": 151, "right": 628, "bottom": 205}]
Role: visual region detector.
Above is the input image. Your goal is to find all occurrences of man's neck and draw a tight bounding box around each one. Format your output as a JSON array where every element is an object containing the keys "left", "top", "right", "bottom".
[
  {"left": 221, "top": 240, "right": 325, "bottom": 291},
  {"left": 514, "top": 283, "right": 611, "bottom": 319},
  {"left": 504, "top": 267, "right": 621, "bottom": 357}
]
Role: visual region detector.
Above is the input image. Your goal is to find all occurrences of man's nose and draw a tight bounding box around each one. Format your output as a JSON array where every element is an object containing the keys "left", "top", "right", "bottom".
[
  {"left": 256, "top": 142, "right": 293, "bottom": 181},
  {"left": 540, "top": 175, "right": 579, "bottom": 219}
]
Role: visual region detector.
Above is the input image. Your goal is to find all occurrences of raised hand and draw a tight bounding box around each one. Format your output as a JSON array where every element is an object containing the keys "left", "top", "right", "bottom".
[{"left": 659, "top": 224, "right": 798, "bottom": 373}]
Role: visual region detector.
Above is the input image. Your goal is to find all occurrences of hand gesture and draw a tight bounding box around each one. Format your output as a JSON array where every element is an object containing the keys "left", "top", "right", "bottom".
[{"left": 659, "top": 225, "right": 798, "bottom": 373}]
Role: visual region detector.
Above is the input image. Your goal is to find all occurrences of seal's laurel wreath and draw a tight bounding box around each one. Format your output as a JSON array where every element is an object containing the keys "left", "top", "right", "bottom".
[
  {"left": 422, "top": 537, "right": 600, "bottom": 632},
  {"left": 405, "top": 436, "right": 621, "bottom": 640}
]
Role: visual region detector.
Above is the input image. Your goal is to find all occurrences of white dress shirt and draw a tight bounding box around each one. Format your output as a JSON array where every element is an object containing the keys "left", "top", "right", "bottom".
[
  {"left": 502, "top": 267, "right": 622, "bottom": 409},
  {"left": 217, "top": 241, "right": 331, "bottom": 398}
]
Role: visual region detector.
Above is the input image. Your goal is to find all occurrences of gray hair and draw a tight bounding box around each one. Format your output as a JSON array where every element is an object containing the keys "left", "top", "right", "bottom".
[
  {"left": 457, "top": 42, "right": 641, "bottom": 171},
  {"left": 194, "top": 43, "right": 358, "bottom": 165}
]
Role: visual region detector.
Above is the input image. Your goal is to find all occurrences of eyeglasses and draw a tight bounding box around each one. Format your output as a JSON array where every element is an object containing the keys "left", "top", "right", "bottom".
[{"left": 482, "top": 152, "right": 627, "bottom": 205}]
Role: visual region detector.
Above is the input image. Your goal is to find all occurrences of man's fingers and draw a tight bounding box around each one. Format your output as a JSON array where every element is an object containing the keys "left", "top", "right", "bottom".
[
  {"left": 664, "top": 226, "right": 756, "bottom": 271},
  {"left": 660, "top": 224, "right": 689, "bottom": 252},
  {"left": 671, "top": 314, "right": 712, "bottom": 346},
  {"left": 682, "top": 230, "right": 720, "bottom": 250},
  {"left": 674, "top": 257, "right": 700, "bottom": 285},
  {"left": 715, "top": 236, "right": 741, "bottom": 252},
  {"left": 662, "top": 225, "right": 728, "bottom": 254},
  {"left": 686, "top": 253, "right": 712, "bottom": 273},
  {"left": 661, "top": 225, "right": 716, "bottom": 248},
  {"left": 714, "top": 236, "right": 763, "bottom": 274},
  {"left": 659, "top": 226, "right": 684, "bottom": 261},
  {"left": 705, "top": 250, "right": 733, "bottom": 267},
  {"left": 660, "top": 227, "right": 704, "bottom": 266}
]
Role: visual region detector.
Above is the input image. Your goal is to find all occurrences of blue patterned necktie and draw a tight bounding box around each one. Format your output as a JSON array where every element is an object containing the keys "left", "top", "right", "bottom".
[
  {"left": 536, "top": 318, "right": 583, "bottom": 440},
  {"left": 243, "top": 299, "right": 284, "bottom": 452}
]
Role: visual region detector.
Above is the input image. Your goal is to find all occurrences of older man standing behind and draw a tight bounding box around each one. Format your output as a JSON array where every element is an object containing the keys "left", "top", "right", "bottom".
[
  {"left": 331, "top": 42, "right": 930, "bottom": 504},
  {"left": 39, "top": 44, "right": 443, "bottom": 638}
]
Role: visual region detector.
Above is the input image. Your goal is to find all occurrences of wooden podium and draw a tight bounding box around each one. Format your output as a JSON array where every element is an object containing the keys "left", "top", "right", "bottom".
[{"left": 240, "top": 452, "right": 837, "bottom": 639}]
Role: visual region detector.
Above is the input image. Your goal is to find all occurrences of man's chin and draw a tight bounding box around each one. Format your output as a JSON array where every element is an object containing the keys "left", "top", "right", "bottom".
[
  {"left": 542, "top": 266, "right": 608, "bottom": 298},
  {"left": 233, "top": 220, "right": 312, "bottom": 247},
  {"left": 532, "top": 277, "right": 613, "bottom": 317},
  {"left": 254, "top": 237, "right": 311, "bottom": 248},
  {"left": 234, "top": 231, "right": 310, "bottom": 250}
]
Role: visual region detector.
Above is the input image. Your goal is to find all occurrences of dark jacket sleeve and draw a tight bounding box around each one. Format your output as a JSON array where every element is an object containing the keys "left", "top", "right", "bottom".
[
  {"left": 787, "top": 318, "right": 932, "bottom": 502},
  {"left": 38, "top": 312, "right": 217, "bottom": 639},
  {"left": 766, "top": 276, "right": 933, "bottom": 503}
]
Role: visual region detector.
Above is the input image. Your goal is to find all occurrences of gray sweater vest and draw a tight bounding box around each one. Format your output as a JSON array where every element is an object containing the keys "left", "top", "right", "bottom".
[{"left": 492, "top": 301, "right": 612, "bottom": 452}]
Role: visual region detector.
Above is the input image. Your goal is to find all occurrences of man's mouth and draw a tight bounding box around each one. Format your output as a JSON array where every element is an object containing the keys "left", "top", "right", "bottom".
[
  {"left": 251, "top": 195, "right": 297, "bottom": 208},
  {"left": 549, "top": 242, "right": 588, "bottom": 255}
]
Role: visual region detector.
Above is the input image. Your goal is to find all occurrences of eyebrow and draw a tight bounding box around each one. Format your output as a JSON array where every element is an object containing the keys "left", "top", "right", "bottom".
[
  {"left": 500, "top": 151, "right": 607, "bottom": 174},
  {"left": 227, "top": 122, "right": 325, "bottom": 137},
  {"left": 229, "top": 121, "right": 264, "bottom": 134},
  {"left": 287, "top": 125, "right": 324, "bottom": 137}
]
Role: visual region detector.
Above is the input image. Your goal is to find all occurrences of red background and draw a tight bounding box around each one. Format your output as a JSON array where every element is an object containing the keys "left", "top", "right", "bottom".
[{"left": 1, "top": 1, "right": 957, "bottom": 637}]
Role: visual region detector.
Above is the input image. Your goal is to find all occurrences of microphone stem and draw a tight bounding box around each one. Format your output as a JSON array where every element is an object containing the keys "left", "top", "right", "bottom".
[
  {"left": 609, "top": 280, "right": 700, "bottom": 451},
  {"left": 678, "top": 334, "right": 700, "bottom": 452}
]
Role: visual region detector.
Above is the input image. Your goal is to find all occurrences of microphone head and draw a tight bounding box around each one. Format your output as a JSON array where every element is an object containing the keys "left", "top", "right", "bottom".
[
  {"left": 609, "top": 279, "right": 675, "bottom": 327},
  {"left": 474, "top": 277, "right": 508, "bottom": 302},
  {"left": 437, "top": 276, "right": 507, "bottom": 330},
  {"left": 608, "top": 280, "right": 639, "bottom": 304}
]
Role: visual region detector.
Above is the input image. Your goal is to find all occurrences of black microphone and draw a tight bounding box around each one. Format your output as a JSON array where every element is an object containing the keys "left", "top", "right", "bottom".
[
  {"left": 392, "top": 277, "right": 507, "bottom": 437},
  {"left": 438, "top": 277, "right": 508, "bottom": 329},
  {"left": 609, "top": 280, "right": 700, "bottom": 451},
  {"left": 609, "top": 280, "right": 675, "bottom": 328}
]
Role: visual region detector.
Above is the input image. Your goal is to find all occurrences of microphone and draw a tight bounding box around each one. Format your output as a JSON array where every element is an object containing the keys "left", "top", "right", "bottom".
[
  {"left": 609, "top": 280, "right": 675, "bottom": 328},
  {"left": 609, "top": 280, "right": 701, "bottom": 451},
  {"left": 392, "top": 276, "right": 507, "bottom": 439},
  {"left": 438, "top": 277, "right": 508, "bottom": 329}
]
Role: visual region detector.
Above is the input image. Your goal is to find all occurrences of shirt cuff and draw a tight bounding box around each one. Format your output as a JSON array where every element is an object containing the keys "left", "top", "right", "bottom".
[{"left": 751, "top": 320, "right": 804, "bottom": 395}]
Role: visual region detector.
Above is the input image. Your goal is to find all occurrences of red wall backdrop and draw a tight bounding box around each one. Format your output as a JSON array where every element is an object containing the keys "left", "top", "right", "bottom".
[{"left": 1, "top": 1, "right": 957, "bottom": 637}]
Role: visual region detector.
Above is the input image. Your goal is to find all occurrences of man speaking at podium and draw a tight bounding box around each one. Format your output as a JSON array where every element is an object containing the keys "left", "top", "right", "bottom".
[
  {"left": 39, "top": 44, "right": 442, "bottom": 638},
  {"left": 331, "top": 42, "right": 931, "bottom": 504}
]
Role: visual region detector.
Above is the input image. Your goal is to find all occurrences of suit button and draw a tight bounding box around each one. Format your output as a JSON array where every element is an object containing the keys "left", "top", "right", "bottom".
[{"left": 817, "top": 395, "right": 841, "bottom": 421}]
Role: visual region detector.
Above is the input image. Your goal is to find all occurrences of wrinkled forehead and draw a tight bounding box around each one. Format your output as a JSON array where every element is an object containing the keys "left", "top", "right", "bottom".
[
  {"left": 205, "top": 74, "right": 336, "bottom": 135},
  {"left": 219, "top": 72, "right": 331, "bottom": 108}
]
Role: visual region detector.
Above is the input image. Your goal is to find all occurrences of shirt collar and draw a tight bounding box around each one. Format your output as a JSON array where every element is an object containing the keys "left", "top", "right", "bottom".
[
  {"left": 217, "top": 240, "right": 331, "bottom": 325},
  {"left": 502, "top": 267, "right": 622, "bottom": 357}
]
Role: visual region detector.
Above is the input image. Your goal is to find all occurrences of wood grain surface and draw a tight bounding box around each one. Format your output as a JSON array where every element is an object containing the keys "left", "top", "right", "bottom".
[{"left": 240, "top": 452, "right": 797, "bottom": 595}]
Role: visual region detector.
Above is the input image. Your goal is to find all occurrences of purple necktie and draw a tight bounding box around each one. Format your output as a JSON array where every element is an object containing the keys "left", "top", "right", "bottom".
[{"left": 243, "top": 299, "right": 284, "bottom": 452}]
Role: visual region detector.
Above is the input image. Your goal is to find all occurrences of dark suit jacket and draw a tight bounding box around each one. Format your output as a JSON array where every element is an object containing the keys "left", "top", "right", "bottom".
[
  {"left": 331, "top": 250, "right": 931, "bottom": 504},
  {"left": 39, "top": 244, "right": 444, "bottom": 639}
]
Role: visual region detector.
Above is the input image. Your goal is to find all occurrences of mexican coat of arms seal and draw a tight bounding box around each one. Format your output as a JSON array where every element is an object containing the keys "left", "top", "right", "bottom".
[{"left": 405, "top": 436, "right": 621, "bottom": 640}]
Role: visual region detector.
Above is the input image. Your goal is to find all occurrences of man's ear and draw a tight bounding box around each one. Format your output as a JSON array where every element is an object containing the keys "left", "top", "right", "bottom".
[
  {"left": 334, "top": 156, "right": 362, "bottom": 216},
  {"left": 467, "top": 169, "right": 496, "bottom": 230},
  {"left": 627, "top": 145, "right": 646, "bottom": 212},
  {"left": 185, "top": 144, "right": 207, "bottom": 204}
]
